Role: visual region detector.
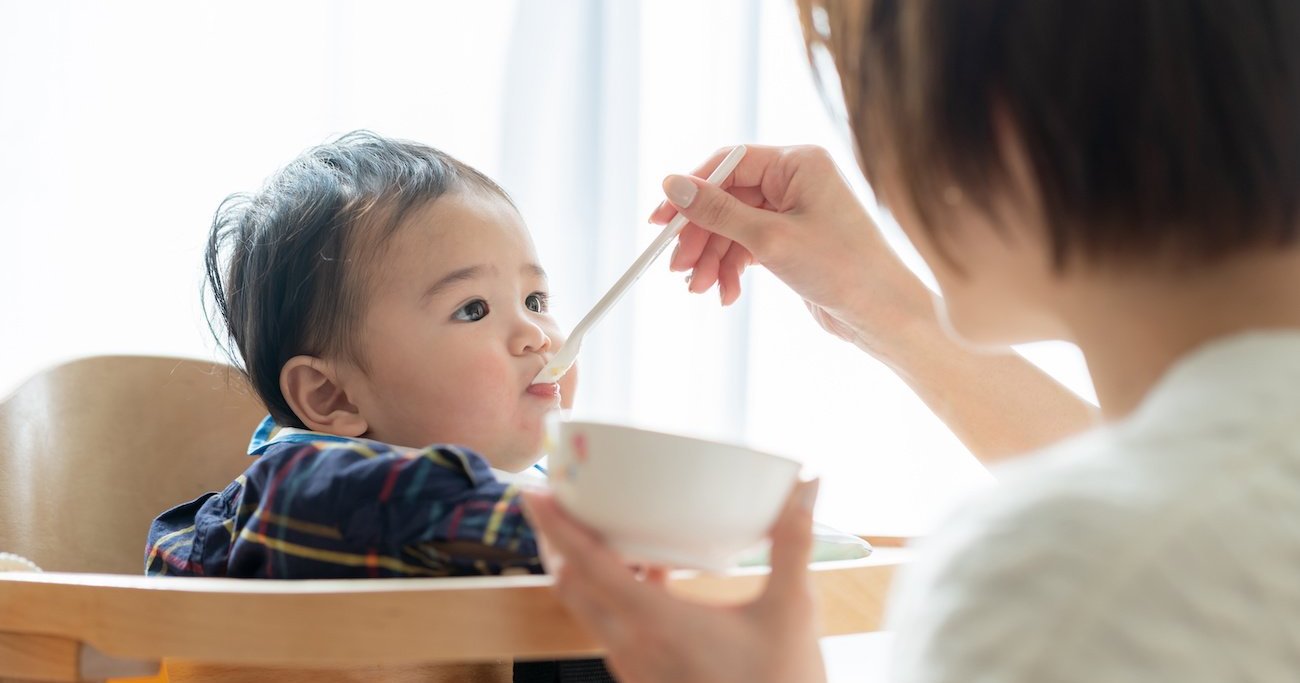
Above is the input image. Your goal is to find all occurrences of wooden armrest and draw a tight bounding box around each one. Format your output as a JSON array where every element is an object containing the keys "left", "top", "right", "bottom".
[{"left": 0, "top": 551, "right": 905, "bottom": 674}]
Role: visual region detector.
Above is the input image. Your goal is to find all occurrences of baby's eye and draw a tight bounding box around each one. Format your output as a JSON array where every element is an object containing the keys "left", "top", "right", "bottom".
[
  {"left": 525, "top": 292, "right": 550, "bottom": 313},
  {"left": 453, "top": 299, "right": 489, "bottom": 322}
]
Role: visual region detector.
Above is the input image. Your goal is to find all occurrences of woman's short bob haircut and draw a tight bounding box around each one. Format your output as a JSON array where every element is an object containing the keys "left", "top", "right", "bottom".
[
  {"left": 798, "top": 0, "right": 1300, "bottom": 269},
  {"left": 205, "top": 131, "right": 512, "bottom": 428}
]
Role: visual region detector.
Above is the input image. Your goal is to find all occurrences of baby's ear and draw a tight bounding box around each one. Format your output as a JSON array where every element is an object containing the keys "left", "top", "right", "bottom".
[{"left": 280, "top": 356, "right": 368, "bottom": 437}]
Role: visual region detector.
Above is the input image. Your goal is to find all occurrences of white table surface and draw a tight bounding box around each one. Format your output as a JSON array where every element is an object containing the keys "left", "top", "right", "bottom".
[{"left": 823, "top": 632, "right": 893, "bottom": 682}]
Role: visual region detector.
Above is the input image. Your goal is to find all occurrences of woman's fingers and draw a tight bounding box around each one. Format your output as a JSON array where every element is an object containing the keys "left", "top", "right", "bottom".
[
  {"left": 648, "top": 146, "right": 757, "bottom": 225},
  {"left": 688, "top": 233, "right": 735, "bottom": 294},
  {"left": 671, "top": 191, "right": 767, "bottom": 315},
  {"left": 717, "top": 243, "right": 754, "bottom": 306},
  {"left": 750, "top": 479, "right": 828, "bottom": 683},
  {"left": 757, "top": 479, "right": 819, "bottom": 614},
  {"left": 521, "top": 492, "right": 661, "bottom": 620},
  {"left": 668, "top": 184, "right": 767, "bottom": 275},
  {"left": 660, "top": 175, "right": 779, "bottom": 257},
  {"left": 524, "top": 485, "right": 828, "bottom": 683},
  {"left": 671, "top": 224, "right": 713, "bottom": 273}
]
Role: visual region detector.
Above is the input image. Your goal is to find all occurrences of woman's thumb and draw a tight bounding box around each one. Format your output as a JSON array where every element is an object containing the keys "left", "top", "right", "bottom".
[
  {"left": 663, "top": 174, "right": 764, "bottom": 245},
  {"left": 759, "top": 478, "right": 819, "bottom": 608}
]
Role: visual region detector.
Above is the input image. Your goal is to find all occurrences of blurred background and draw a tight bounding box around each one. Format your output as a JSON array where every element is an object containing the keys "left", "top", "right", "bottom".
[{"left": 0, "top": 0, "right": 1096, "bottom": 540}]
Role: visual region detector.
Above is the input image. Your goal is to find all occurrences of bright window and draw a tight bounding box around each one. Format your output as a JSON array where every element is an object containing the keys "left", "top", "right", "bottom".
[{"left": 0, "top": 0, "right": 1094, "bottom": 537}]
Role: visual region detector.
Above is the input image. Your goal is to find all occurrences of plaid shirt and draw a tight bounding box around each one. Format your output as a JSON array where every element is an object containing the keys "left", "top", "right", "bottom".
[{"left": 145, "top": 417, "right": 542, "bottom": 578}]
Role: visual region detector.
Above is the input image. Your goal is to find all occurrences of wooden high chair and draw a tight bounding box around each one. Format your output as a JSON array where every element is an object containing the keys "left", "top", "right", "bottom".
[{"left": 0, "top": 355, "right": 904, "bottom": 682}]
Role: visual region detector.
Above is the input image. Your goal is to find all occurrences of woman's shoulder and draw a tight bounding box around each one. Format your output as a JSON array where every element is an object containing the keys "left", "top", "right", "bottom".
[
  {"left": 916, "top": 417, "right": 1291, "bottom": 582},
  {"left": 889, "top": 429, "right": 1130, "bottom": 624}
]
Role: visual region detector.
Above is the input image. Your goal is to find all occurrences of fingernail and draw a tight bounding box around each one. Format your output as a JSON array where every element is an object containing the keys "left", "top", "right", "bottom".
[
  {"left": 663, "top": 175, "right": 698, "bottom": 208},
  {"left": 719, "top": 284, "right": 727, "bottom": 305},
  {"left": 649, "top": 201, "right": 666, "bottom": 222},
  {"left": 670, "top": 243, "right": 681, "bottom": 269},
  {"left": 798, "top": 479, "right": 820, "bottom": 512}
]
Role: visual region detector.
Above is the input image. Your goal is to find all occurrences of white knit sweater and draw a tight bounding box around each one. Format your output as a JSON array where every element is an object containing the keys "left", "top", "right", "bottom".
[{"left": 886, "top": 332, "right": 1300, "bottom": 682}]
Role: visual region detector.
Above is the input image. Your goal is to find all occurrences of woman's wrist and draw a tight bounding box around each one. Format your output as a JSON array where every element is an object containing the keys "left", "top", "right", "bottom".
[{"left": 839, "top": 266, "right": 944, "bottom": 370}]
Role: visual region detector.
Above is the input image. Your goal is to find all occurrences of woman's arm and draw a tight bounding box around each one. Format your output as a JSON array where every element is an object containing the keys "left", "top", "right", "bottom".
[
  {"left": 658, "top": 144, "right": 1096, "bottom": 464},
  {"left": 858, "top": 291, "right": 1097, "bottom": 464}
]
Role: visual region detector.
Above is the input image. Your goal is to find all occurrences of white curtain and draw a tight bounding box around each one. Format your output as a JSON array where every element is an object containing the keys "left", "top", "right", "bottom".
[
  {"left": 498, "top": 0, "right": 645, "bottom": 422},
  {"left": 499, "top": 0, "right": 762, "bottom": 440}
]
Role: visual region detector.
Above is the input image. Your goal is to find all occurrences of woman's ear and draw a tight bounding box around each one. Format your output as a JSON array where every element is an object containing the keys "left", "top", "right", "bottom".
[{"left": 280, "top": 355, "right": 368, "bottom": 437}]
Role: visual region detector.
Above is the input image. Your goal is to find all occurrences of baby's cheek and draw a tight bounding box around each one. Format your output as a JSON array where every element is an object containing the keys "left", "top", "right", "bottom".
[{"left": 447, "top": 353, "right": 518, "bottom": 410}]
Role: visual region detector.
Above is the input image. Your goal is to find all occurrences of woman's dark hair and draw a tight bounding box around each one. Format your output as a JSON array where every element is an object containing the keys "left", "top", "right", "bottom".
[
  {"left": 205, "top": 130, "right": 512, "bottom": 427},
  {"left": 798, "top": 0, "right": 1300, "bottom": 268}
]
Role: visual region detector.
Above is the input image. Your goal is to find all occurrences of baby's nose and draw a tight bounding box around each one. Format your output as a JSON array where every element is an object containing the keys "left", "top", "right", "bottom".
[{"left": 513, "top": 319, "right": 551, "bottom": 355}]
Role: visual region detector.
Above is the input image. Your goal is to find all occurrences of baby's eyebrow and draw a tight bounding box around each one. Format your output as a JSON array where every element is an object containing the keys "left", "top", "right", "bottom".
[
  {"left": 424, "top": 265, "right": 486, "bottom": 300},
  {"left": 524, "top": 263, "right": 548, "bottom": 281}
]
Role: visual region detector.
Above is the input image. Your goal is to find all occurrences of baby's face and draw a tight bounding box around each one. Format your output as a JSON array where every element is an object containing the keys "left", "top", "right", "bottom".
[{"left": 337, "top": 191, "right": 574, "bottom": 470}]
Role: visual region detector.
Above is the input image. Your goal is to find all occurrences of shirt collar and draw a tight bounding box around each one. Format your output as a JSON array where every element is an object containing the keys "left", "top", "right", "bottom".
[
  {"left": 245, "top": 414, "right": 550, "bottom": 479},
  {"left": 246, "top": 415, "right": 371, "bottom": 456}
]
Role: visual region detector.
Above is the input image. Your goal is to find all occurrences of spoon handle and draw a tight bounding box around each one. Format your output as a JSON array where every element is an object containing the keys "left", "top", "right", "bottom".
[{"left": 532, "top": 145, "right": 749, "bottom": 384}]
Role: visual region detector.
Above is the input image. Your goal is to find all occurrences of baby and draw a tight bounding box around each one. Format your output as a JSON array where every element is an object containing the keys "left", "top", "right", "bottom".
[{"left": 146, "top": 131, "right": 577, "bottom": 579}]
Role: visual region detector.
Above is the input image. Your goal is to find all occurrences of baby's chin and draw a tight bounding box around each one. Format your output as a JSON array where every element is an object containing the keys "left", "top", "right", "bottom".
[
  {"left": 477, "top": 433, "right": 548, "bottom": 473},
  {"left": 366, "top": 429, "right": 543, "bottom": 473},
  {"left": 480, "top": 453, "right": 543, "bottom": 474}
]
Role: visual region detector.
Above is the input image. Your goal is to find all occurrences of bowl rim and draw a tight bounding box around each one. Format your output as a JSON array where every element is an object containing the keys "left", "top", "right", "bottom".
[{"left": 551, "top": 416, "right": 802, "bottom": 470}]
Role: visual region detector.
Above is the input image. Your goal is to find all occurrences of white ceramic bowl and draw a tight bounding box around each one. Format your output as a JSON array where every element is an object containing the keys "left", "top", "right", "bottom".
[{"left": 547, "top": 419, "right": 802, "bottom": 572}]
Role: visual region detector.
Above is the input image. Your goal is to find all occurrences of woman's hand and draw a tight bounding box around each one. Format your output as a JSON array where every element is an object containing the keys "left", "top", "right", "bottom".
[
  {"left": 521, "top": 480, "right": 827, "bottom": 683},
  {"left": 655, "top": 144, "right": 930, "bottom": 355}
]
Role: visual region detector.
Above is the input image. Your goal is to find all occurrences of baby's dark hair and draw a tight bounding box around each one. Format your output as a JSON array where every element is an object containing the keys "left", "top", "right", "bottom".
[{"left": 205, "top": 130, "right": 512, "bottom": 427}]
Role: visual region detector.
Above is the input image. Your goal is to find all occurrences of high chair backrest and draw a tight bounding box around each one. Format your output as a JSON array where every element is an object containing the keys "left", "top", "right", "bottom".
[{"left": 0, "top": 355, "right": 266, "bottom": 574}]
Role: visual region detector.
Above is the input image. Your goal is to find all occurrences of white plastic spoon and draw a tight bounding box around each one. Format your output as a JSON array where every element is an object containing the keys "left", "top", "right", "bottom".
[{"left": 531, "top": 144, "right": 748, "bottom": 385}]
